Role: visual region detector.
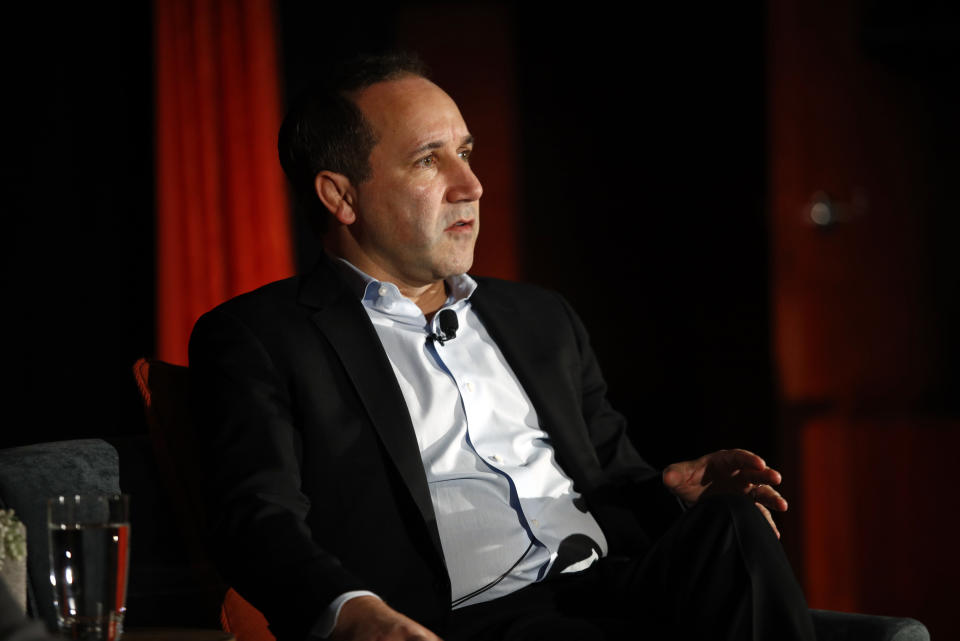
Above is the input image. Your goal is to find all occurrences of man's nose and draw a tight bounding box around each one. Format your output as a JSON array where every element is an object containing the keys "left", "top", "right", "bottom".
[{"left": 446, "top": 163, "right": 483, "bottom": 203}]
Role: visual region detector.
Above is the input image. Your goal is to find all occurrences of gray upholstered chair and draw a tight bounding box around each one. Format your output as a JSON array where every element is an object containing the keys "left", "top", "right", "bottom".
[
  {"left": 811, "top": 609, "right": 929, "bottom": 641},
  {"left": 0, "top": 438, "right": 121, "bottom": 630}
]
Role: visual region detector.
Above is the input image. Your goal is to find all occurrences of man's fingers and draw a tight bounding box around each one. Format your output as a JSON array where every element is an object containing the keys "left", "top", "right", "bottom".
[
  {"left": 750, "top": 483, "right": 788, "bottom": 512},
  {"left": 755, "top": 502, "right": 781, "bottom": 539},
  {"left": 738, "top": 466, "right": 783, "bottom": 487},
  {"left": 662, "top": 461, "right": 698, "bottom": 489},
  {"left": 702, "top": 449, "right": 768, "bottom": 485},
  {"left": 718, "top": 448, "right": 767, "bottom": 471},
  {"left": 664, "top": 449, "right": 789, "bottom": 511}
]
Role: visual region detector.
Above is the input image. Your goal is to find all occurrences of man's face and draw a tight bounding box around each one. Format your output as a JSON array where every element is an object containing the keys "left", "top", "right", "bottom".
[{"left": 348, "top": 75, "right": 483, "bottom": 287}]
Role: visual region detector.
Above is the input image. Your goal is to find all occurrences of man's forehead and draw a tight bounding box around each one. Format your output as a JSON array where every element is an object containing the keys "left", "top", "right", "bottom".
[
  {"left": 353, "top": 74, "right": 443, "bottom": 109},
  {"left": 354, "top": 76, "right": 468, "bottom": 148}
]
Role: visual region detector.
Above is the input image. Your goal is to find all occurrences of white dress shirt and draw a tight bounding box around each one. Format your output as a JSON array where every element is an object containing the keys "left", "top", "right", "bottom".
[{"left": 317, "top": 260, "right": 607, "bottom": 635}]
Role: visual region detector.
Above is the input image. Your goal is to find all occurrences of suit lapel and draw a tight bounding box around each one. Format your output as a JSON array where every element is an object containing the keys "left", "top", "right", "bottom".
[
  {"left": 299, "top": 260, "right": 446, "bottom": 564},
  {"left": 471, "top": 284, "right": 589, "bottom": 483}
]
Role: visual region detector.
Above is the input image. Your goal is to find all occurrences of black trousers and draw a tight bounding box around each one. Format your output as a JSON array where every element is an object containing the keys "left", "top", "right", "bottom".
[{"left": 444, "top": 494, "right": 816, "bottom": 641}]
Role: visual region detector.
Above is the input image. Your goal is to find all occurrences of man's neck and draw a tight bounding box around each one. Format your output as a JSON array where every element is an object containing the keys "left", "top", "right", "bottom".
[
  {"left": 328, "top": 250, "right": 448, "bottom": 319},
  {"left": 327, "top": 229, "right": 460, "bottom": 318},
  {"left": 401, "top": 281, "right": 447, "bottom": 321}
]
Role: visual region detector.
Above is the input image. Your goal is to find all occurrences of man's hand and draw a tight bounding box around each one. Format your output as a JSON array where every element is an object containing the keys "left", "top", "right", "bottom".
[
  {"left": 329, "top": 596, "right": 444, "bottom": 641},
  {"left": 662, "top": 449, "right": 788, "bottom": 538}
]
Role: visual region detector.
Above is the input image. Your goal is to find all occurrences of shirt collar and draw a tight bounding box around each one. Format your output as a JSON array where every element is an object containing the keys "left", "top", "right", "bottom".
[{"left": 332, "top": 256, "right": 477, "bottom": 316}]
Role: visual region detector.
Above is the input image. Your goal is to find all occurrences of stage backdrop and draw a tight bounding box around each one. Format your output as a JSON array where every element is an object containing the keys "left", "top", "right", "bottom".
[{"left": 154, "top": 0, "right": 293, "bottom": 365}]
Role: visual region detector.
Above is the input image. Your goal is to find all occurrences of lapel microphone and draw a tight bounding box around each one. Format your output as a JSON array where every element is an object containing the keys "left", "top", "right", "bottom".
[{"left": 428, "top": 309, "right": 459, "bottom": 345}]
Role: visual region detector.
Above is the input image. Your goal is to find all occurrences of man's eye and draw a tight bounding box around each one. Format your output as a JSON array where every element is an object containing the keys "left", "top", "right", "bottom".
[
  {"left": 459, "top": 149, "right": 472, "bottom": 162},
  {"left": 415, "top": 155, "right": 436, "bottom": 168}
]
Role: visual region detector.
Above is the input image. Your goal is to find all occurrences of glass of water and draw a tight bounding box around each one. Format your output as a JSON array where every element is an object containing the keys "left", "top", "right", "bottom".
[{"left": 47, "top": 494, "right": 131, "bottom": 641}]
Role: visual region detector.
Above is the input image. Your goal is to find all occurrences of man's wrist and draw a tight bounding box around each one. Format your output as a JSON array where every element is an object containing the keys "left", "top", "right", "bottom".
[{"left": 313, "top": 590, "right": 381, "bottom": 639}]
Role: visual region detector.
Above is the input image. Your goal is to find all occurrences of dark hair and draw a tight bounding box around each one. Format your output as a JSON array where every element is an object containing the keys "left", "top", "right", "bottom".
[{"left": 278, "top": 52, "right": 430, "bottom": 232}]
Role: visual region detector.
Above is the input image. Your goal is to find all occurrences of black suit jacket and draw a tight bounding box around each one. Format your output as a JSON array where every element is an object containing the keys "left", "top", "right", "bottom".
[{"left": 189, "top": 256, "right": 682, "bottom": 640}]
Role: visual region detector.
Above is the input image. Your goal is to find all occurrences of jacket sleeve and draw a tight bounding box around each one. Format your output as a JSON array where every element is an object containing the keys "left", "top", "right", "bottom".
[{"left": 189, "top": 307, "right": 366, "bottom": 640}]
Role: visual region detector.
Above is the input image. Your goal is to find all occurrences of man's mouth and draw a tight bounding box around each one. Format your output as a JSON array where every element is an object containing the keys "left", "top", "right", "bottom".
[{"left": 446, "top": 219, "right": 474, "bottom": 232}]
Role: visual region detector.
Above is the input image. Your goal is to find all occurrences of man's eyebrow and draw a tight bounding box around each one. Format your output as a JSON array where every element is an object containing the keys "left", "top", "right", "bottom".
[{"left": 409, "top": 135, "right": 475, "bottom": 158}]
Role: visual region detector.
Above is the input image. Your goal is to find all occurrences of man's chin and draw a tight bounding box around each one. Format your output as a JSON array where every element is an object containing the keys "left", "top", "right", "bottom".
[{"left": 436, "top": 254, "right": 475, "bottom": 279}]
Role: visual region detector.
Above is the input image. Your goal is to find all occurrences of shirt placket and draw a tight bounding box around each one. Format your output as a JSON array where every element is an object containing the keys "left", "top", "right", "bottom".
[{"left": 430, "top": 320, "right": 547, "bottom": 568}]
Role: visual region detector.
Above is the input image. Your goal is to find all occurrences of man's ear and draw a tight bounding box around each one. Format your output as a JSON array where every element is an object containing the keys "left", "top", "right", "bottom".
[{"left": 314, "top": 171, "right": 357, "bottom": 225}]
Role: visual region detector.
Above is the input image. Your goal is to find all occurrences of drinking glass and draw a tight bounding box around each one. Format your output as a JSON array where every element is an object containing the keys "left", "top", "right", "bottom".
[{"left": 47, "top": 494, "right": 131, "bottom": 641}]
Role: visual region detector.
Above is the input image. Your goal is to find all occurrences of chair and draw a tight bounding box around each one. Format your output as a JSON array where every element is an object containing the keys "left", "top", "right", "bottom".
[
  {"left": 132, "top": 358, "right": 209, "bottom": 575},
  {"left": 0, "top": 438, "right": 121, "bottom": 629},
  {"left": 220, "top": 587, "right": 273, "bottom": 641},
  {"left": 811, "top": 609, "right": 928, "bottom": 641},
  {"left": 133, "top": 358, "right": 274, "bottom": 641}
]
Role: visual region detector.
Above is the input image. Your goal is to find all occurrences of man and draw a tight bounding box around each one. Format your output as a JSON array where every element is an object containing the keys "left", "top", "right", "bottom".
[{"left": 190, "top": 53, "right": 814, "bottom": 640}]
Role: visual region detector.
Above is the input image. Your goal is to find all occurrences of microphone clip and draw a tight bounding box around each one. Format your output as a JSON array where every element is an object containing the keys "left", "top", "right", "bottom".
[{"left": 428, "top": 309, "right": 459, "bottom": 346}]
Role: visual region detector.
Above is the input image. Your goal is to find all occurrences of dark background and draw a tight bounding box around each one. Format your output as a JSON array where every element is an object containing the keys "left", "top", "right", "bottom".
[
  {"left": 3, "top": 2, "right": 155, "bottom": 448},
  {"left": 3, "top": 0, "right": 958, "bottom": 634}
]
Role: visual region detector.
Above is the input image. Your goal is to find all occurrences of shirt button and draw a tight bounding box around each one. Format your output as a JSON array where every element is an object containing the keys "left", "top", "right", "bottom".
[
  {"left": 530, "top": 518, "right": 539, "bottom": 527},
  {"left": 488, "top": 454, "right": 502, "bottom": 463},
  {"left": 378, "top": 286, "right": 388, "bottom": 296},
  {"left": 464, "top": 382, "right": 474, "bottom": 393}
]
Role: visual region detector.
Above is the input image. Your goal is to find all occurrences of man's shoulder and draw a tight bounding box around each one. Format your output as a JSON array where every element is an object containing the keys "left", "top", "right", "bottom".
[
  {"left": 205, "top": 275, "right": 304, "bottom": 318},
  {"left": 190, "top": 272, "right": 339, "bottom": 346},
  {"left": 470, "top": 276, "right": 589, "bottom": 341},
  {"left": 471, "top": 275, "right": 566, "bottom": 307}
]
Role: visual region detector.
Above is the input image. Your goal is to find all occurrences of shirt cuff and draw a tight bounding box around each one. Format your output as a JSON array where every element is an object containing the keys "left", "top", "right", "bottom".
[{"left": 313, "top": 591, "right": 381, "bottom": 639}]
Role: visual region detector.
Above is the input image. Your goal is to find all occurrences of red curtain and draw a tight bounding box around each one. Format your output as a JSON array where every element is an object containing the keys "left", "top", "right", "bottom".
[
  {"left": 768, "top": 1, "right": 956, "bottom": 636},
  {"left": 154, "top": 0, "right": 293, "bottom": 365}
]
